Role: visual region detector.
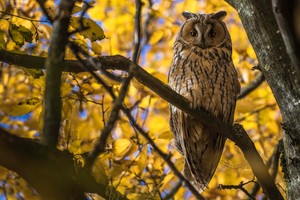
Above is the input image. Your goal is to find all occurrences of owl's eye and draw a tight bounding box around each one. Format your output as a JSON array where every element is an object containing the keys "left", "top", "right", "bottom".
[
  {"left": 190, "top": 30, "right": 198, "bottom": 37},
  {"left": 208, "top": 29, "right": 216, "bottom": 38}
]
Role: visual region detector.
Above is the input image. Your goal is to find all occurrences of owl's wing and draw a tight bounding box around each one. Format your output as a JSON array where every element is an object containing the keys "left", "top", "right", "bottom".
[{"left": 181, "top": 113, "right": 226, "bottom": 192}]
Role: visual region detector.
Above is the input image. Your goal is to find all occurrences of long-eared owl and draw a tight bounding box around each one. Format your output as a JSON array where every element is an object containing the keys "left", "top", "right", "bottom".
[{"left": 168, "top": 11, "right": 240, "bottom": 192}]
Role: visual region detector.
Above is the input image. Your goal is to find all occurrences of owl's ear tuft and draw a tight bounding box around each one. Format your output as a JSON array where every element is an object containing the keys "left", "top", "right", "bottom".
[
  {"left": 182, "top": 11, "right": 196, "bottom": 20},
  {"left": 213, "top": 11, "right": 227, "bottom": 20}
]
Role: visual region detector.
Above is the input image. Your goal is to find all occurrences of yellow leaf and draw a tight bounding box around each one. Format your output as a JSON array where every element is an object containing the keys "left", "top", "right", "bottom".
[
  {"left": 149, "top": 30, "right": 164, "bottom": 45},
  {"left": 91, "top": 41, "right": 102, "bottom": 55},
  {"left": 137, "top": 146, "right": 148, "bottom": 173},
  {"left": 113, "top": 138, "right": 132, "bottom": 159},
  {"left": 147, "top": 114, "right": 169, "bottom": 137},
  {"left": 158, "top": 130, "right": 173, "bottom": 139},
  {"left": 9, "top": 97, "right": 42, "bottom": 116}
]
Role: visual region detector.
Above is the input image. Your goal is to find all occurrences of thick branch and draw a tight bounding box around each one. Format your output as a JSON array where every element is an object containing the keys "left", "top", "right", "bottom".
[
  {"left": 0, "top": 49, "right": 283, "bottom": 199},
  {"left": 249, "top": 142, "right": 280, "bottom": 199},
  {"left": 0, "top": 128, "right": 128, "bottom": 200},
  {"left": 41, "top": 0, "right": 75, "bottom": 147}
]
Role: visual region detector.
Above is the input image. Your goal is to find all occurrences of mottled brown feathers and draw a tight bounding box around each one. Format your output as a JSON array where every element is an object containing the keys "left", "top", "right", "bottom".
[{"left": 168, "top": 11, "right": 240, "bottom": 192}]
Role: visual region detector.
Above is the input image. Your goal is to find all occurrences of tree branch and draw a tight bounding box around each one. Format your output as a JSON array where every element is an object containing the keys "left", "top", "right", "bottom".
[
  {"left": 0, "top": 49, "right": 283, "bottom": 199},
  {"left": 41, "top": 0, "right": 75, "bottom": 147},
  {"left": 238, "top": 72, "right": 265, "bottom": 99},
  {"left": 0, "top": 127, "right": 128, "bottom": 200},
  {"left": 162, "top": 181, "right": 182, "bottom": 200},
  {"left": 249, "top": 141, "right": 281, "bottom": 199},
  {"left": 218, "top": 180, "right": 256, "bottom": 200},
  {"left": 121, "top": 108, "right": 205, "bottom": 200},
  {"left": 133, "top": 0, "right": 143, "bottom": 63}
]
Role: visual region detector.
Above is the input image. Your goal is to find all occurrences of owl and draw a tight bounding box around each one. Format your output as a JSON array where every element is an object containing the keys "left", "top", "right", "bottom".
[{"left": 168, "top": 11, "right": 240, "bottom": 192}]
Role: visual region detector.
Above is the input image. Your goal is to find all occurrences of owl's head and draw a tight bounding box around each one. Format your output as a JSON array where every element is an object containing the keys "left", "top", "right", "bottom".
[{"left": 177, "top": 11, "right": 230, "bottom": 49}]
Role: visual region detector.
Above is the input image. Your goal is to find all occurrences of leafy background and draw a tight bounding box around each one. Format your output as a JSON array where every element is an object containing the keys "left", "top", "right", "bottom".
[{"left": 0, "top": 0, "right": 284, "bottom": 199}]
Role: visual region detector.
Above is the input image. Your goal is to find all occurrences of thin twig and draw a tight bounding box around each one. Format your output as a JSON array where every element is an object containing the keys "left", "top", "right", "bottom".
[
  {"left": 0, "top": 11, "right": 49, "bottom": 23},
  {"left": 35, "top": 0, "right": 53, "bottom": 23},
  {"left": 88, "top": 72, "right": 133, "bottom": 163},
  {"left": 238, "top": 73, "right": 265, "bottom": 99},
  {"left": 235, "top": 103, "right": 276, "bottom": 123},
  {"left": 133, "top": 0, "right": 143, "bottom": 63},
  {"left": 218, "top": 179, "right": 257, "bottom": 200},
  {"left": 122, "top": 108, "right": 205, "bottom": 200}
]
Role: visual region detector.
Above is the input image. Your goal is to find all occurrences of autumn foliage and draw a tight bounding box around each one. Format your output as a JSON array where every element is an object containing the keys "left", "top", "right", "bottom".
[{"left": 0, "top": 0, "right": 285, "bottom": 199}]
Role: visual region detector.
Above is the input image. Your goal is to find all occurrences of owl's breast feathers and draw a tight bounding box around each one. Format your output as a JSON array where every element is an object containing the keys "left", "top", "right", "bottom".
[
  {"left": 169, "top": 45, "right": 240, "bottom": 122},
  {"left": 168, "top": 44, "right": 240, "bottom": 192}
]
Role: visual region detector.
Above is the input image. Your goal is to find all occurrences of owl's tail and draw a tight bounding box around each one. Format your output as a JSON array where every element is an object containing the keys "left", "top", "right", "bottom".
[{"left": 182, "top": 117, "right": 226, "bottom": 192}]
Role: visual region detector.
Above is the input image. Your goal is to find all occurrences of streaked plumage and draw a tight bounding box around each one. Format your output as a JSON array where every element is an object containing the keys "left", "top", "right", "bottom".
[{"left": 168, "top": 11, "right": 240, "bottom": 192}]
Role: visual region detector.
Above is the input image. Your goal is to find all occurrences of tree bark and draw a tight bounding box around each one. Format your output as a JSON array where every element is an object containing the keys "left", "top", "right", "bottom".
[{"left": 226, "top": 0, "right": 300, "bottom": 199}]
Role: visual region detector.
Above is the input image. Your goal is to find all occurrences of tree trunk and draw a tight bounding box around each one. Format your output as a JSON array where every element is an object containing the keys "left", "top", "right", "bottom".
[{"left": 226, "top": 0, "right": 300, "bottom": 199}]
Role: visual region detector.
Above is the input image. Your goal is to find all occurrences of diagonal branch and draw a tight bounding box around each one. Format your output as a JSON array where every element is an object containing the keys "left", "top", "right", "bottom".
[
  {"left": 238, "top": 72, "right": 265, "bottom": 99},
  {"left": 249, "top": 141, "right": 281, "bottom": 199},
  {"left": 121, "top": 108, "right": 205, "bottom": 200}
]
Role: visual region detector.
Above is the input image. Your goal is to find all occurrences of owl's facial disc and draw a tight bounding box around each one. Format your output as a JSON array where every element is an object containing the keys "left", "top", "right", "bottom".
[{"left": 180, "top": 17, "right": 227, "bottom": 50}]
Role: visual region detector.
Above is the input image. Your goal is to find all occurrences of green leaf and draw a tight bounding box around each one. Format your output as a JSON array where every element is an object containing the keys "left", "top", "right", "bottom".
[
  {"left": 9, "top": 24, "right": 24, "bottom": 46},
  {"left": 70, "top": 17, "right": 105, "bottom": 42},
  {"left": 18, "top": 25, "right": 33, "bottom": 43},
  {"left": 8, "top": 24, "right": 33, "bottom": 46}
]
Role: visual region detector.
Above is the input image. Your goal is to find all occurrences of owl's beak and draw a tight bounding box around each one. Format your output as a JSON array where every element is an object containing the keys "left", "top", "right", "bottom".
[
  {"left": 198, "top": 42, "right": 206, "bottom": 49},
  {"left": 197, "top": 34, "right": 206, "bottom": 49},
  {"left": 196, "top": 39, "right": 206, "bottom": 49}
]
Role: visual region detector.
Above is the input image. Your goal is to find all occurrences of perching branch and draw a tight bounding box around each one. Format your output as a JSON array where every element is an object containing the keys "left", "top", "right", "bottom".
[
  {"left": 0, "top": 48, "right": 283, "bottom": 199},
  {"left": 41, "top": 0, "right": 75, "bottom": 147},
  {"left": 249, "top": 141, "right": 281, "bottom": 199}
]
